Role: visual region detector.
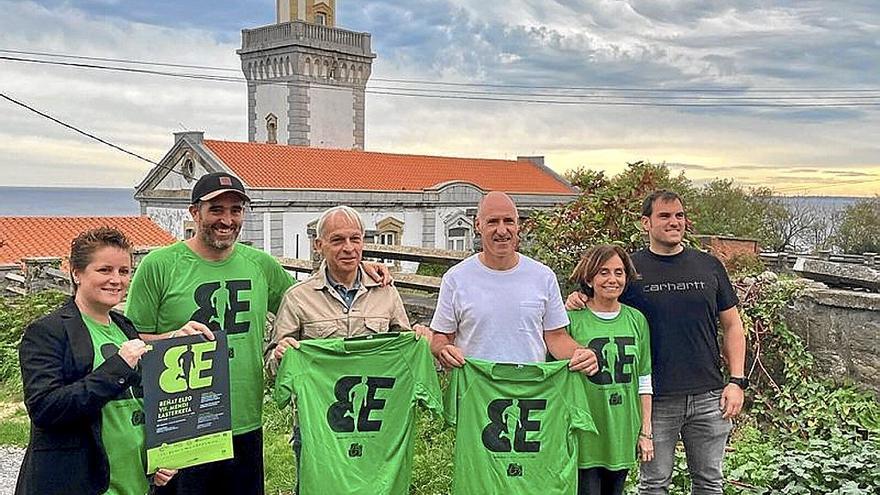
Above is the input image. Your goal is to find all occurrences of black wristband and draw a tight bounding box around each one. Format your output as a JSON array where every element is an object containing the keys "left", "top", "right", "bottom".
[{"left": 729, "top": 376, "right": 749, "bottom": 390}]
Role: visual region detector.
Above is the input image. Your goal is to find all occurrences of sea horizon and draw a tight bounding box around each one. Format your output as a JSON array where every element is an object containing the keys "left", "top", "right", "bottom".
[
  {"left": 0, "top": 185, "right": 865, "bottom": 218},
  {"left": 0, "top": 186, "right": 140, "bottom": 217}
]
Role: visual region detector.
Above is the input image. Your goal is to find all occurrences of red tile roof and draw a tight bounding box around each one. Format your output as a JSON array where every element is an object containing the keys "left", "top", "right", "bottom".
[
  {"left": 203, "top": 140, "right": 574, "bottom": 194},
  {"left": 0, "top": 217, "right": 175, "bottom": 265}
]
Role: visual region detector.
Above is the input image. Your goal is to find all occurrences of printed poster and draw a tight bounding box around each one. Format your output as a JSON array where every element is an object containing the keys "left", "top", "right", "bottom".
[{"left": 141, "top": 332, "right": 234, "bottom": 472}]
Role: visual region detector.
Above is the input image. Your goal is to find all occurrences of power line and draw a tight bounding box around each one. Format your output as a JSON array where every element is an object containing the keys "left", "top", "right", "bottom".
[
  {"left": 5, "top": 47, "right": 880, "bottom": 94},
  {"left": 3, "top": 49, "right": 879, "bottom": 191},
  {"left": 773, "top": 177, "right": 880, "bottom": 193},
  {"left": 365, "top": 90, "right": 880, "bottom": 107},
  {"left": 3, "top": 54, "right": 880, "bottom": 108},
  {"left": 0, "top": 91, "right": 192, "bottom": 181},
  {"left": 0, "top": 49, "right": 241, "bottom": 73},
  {"left": 370, "top": 77, "right": 880, "bottom": 94}
]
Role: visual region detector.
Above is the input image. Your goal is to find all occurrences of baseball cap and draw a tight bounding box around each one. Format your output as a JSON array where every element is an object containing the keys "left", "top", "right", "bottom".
[{"left": 191, "top": 172, "right": 251, "bottom": 204}]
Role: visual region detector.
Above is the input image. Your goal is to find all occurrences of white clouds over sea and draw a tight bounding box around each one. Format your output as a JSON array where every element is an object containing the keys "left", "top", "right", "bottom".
[{"left": 1, "top": 1, "right": 878, "bottom": 194}]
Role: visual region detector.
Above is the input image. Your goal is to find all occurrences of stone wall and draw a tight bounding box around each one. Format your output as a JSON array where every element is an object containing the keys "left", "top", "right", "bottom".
[{"left": 783, "top": 287, "right": 880, "bottom": 396}]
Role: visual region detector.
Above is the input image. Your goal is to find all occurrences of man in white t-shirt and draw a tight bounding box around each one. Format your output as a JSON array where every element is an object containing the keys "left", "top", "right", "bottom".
[{"left": 428, "top": 191, "right": 599, "bottom": 372}]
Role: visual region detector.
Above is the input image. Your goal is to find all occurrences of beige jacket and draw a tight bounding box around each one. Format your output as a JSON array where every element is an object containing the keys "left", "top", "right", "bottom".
[{"left": 266, "top": 262, "right": 411, "bottom": 370}]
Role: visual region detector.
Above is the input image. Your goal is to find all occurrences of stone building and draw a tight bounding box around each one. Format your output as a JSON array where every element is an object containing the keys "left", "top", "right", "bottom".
[
  {"left": 135, "top": 132, "right": 576, "bottom": 272},
  {"left": 135, "top": 1, "right": 578, "bottom": 271}
]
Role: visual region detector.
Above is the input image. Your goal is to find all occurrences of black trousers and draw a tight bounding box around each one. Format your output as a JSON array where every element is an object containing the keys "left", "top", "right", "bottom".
[
  {"left": 152, "top": 428, "right": 264, "bottom": 495},
  {"left": 577, "top": 467, "right": 629, "bottom": 495}
]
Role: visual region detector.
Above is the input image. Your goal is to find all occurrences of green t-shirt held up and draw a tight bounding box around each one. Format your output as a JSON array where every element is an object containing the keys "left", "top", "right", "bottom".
[
  {"left": 83, "top": 314, "right": 148, "bottom": 495},
  {"left": 567, "top": 305, "right": 652, "bottom": 470},
  {"left": 444, "top": 359, "right": 596, "bottom": 495},
  {"left": 125, "top": 242, "right": 293, "bottom": 435},
  {"left": 275, "top": 333, "right": 443, "bottom": 495}
]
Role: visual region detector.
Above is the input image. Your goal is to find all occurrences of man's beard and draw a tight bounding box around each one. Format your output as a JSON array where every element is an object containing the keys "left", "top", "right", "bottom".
[{"left": 199, "top": 222, "right": 241, "bottom": 251}]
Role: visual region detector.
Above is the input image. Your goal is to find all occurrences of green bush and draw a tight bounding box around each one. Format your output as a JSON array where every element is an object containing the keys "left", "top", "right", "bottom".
[
  {"left": 416, "top": 262, "right": 451, "bottom": 278},
  {"left": 723, "top": 253, "right": 765, "bottom": 278},
  {"left": 521, "top": 161, "right": 695, "bottom": 291},
  {"left": 3, "top": 282, "right": 879, "bottom": 494},
  {"left": 729, "top": 276, "right": 880, "bottom": 494},
  {"left": 0, "top": 290, "right": 68, "bottom": 387},
  {"left": 833, "top": 196, "right": 880, "bottom": 254}
]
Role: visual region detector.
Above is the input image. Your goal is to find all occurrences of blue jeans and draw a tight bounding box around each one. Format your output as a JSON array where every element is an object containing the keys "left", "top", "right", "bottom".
[
  {"left": 292, "top": 426, "right": 302, "bottom": 495},
  {"left": 639, "top": 389, "right": 732, "bottom": 495}
]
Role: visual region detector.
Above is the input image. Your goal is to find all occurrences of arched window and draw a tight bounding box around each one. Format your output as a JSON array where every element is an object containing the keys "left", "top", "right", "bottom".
[
  {"left": 181, "top": 158, "right": 195, "bottom": 180},
  {"left": 315, "top": 12, "right": 327, "bottom": 25}
]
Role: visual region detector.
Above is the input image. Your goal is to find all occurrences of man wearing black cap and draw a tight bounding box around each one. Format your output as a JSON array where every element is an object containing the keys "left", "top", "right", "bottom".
[{"left": 126, "top": 172, "right": 389, "bottom": 494}]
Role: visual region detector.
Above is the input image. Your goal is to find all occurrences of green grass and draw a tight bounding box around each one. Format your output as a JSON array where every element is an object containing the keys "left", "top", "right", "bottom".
[
  {"left": 0, "top": 382, "right": 29, "bottom": 447},
  {"left": 262, "top": 397, "right": 297, "bottom": 495}
]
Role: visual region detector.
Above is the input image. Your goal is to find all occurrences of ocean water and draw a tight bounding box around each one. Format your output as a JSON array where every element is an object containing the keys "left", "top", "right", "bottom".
[
  {"left": 0, "top": 187, "right": 861, "bottom": 219},
  {"left": 0, "top": 187, "right": 140, "bottom": 216}
]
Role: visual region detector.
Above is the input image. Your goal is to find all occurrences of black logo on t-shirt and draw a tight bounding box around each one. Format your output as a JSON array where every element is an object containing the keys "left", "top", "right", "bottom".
[
  {"left": 348, "top": 442, "right": 363, "bottom": 458},
  {"left": 481, "top": 398, "right": 546, "bottom": 453},
  {"left": 191, "top": 280, "right": 252, "bottom": 334},
  {"left": 585, "top": 337, "right": 636, "bottom": 386},
  {"left": 327, "top": 376, "right": 396, "bottom": 433},
  {"left": 507, "top": 463, "right": 523, "bottom": 477},
  {"left": 643, "top": 280, "right": 706, "bottom": 293}
]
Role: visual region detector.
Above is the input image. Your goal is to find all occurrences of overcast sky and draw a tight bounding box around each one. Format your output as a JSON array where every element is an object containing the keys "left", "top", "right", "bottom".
[{"left": 1, "top": 0, "right": 878, "bottom": 195}]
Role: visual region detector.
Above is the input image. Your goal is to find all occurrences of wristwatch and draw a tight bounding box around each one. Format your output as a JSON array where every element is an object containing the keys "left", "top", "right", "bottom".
[{"left": 729, "top": 376, "right": 749, "bottom": 390}]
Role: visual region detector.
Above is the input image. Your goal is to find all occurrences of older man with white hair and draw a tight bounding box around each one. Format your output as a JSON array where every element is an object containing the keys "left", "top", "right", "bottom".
[{"left": 267, "top": 205, "right": 420, "bottom": 366}]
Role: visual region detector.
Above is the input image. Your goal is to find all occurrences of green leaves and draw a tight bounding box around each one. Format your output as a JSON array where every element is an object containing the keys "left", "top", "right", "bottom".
[
  {"left": 833, "top": 196, "right": 880, "bottom": 254},
  {"left": 0, "top": 290, "right": 67, "bottom": 385},
  {"left": 521, "top": 161, "right": 695, "bottom": 290}
]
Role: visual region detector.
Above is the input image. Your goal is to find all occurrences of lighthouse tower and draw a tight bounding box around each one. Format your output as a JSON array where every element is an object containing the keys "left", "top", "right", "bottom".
[{"left": 238, "top": 1, "right": 376, "bottom": 149}]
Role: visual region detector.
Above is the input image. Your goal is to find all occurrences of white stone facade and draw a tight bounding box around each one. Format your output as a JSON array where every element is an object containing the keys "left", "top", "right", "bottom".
[{"left": 135, "top": 134, "right": 577, "bottom": 273}]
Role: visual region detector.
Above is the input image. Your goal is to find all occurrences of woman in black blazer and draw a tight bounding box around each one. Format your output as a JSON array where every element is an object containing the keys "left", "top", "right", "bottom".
[{"left": 15, "top": 228, "right": 177, "bottom": 495}]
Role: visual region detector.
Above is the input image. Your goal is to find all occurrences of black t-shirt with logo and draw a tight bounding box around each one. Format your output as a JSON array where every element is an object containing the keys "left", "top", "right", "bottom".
[{"left": 620, "top": 248, "right": 739, "bottom": 396}]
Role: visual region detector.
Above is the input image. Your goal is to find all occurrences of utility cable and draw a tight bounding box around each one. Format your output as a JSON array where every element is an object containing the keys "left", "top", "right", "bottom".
[
  {"left": 2, "top": 55, "right": 879, "bottom": 108},
  {"left": 3, "top": 48, "right": 879, "bottom": 94},
  {"left": 0, "top": 92, "right": 160, "bottom": 166}
]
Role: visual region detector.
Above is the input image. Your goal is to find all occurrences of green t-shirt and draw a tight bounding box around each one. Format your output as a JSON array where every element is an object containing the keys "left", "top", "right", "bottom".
[
  {"left": 444, "top": 359, "right": 596, "bottom": 495},
  {"left": 274, "top": 333, "right": 442, "bottom": 495},
  {"left": 82, "top": 314, "right": 148, "bottom": 495},
  {"left": 567, "top": 305, "right": 652, "bottom": 469},
  {"left": 126, "top": 242, "right": 293, "bottom": 434}
]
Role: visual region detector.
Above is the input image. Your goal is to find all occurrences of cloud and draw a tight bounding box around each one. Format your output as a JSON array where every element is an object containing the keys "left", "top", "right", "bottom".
[{"left": 1, "top": 0, "right": 879, "bottom": 197}]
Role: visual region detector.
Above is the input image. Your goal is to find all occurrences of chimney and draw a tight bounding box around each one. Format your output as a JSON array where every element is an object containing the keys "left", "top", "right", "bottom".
[
  {"left": 517, "top": 155, "right": 544, "bottom": 167},
  {"left": 174, "top": 131, "right": 205, "bottom": 145}
]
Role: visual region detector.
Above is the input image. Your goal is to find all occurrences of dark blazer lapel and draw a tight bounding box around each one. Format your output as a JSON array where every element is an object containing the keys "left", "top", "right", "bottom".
[
  {"left": 110, "top": 311, "right": 140, "bottom": 341},
  {"left": 60, "top": 299, "right": 95, "bottom": 376}
]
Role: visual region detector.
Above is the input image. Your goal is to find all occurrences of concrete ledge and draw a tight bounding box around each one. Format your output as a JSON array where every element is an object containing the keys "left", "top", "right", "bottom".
[
  {"left": 794, "top": 258, "right": 880, "bottom": 292},
  {"left": 804, "top": 288, "right": 880, "bottom": 311}
]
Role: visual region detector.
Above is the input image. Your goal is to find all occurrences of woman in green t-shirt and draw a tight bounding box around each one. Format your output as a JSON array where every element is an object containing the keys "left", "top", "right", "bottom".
[
  {"left": 16, "top": 228, "right": 177, "bottom": 495},
  {"left": 567, "top": 244, "right": 654, "bottom": 495}
]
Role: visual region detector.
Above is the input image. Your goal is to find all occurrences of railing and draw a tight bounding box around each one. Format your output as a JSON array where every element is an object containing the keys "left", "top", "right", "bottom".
[
  {"left": 8, "top": 243, "right": 877, "bottom": 297},
  {"left": 278, "top": 244, "right": 469, "bottom": 293},
  {"left": 241, "top": 21, "right": 371, "bottom": 54}
]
